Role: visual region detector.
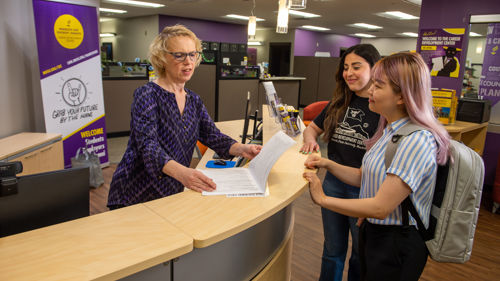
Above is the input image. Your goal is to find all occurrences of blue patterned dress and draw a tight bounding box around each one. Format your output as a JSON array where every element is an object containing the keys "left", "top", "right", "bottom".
[{"left": 107, "top": 82, "right": 236, "bottom": 207}]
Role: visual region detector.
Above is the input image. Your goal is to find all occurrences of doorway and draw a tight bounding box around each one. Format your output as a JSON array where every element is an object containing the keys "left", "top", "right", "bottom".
[
  {"left": 269, "top": 42, "right": 291, "bottom": 76},
  {"left": 101, "top": 42, "right": 113, "bottom": 61}
]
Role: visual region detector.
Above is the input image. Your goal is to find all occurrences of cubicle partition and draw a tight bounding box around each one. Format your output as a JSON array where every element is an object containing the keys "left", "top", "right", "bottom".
[
  {"left": 294, "top": 56, "right": 340, "bottom": 107},
  {"left": 258, "top": 77, "right": 304, "bottom": 110},
  {"left": 103, "top": 79, "right": 147, "bottom": 135},
  {"left": 185, "top": 64, "right": 217, "bottom": 118},
  {"left": 217, "top": 78, "right": 259, "bottom": 121}
]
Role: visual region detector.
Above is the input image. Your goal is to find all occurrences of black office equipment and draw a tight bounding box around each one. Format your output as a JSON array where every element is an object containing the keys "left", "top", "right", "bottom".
[
  {"left": 235, "top": 92, "right": 253, "bottom": 167},
  {"left": 0, "top": 166, "right": 90, "bottom": 238},
  {"left": 241, "top": 91, "right": 252, "bottom": 145},
  {"left": 0, "top": 162, "right": 23, "bottom": 196},
  {"left": 456, "top": 98, "right": 491, "bottom": 123}
]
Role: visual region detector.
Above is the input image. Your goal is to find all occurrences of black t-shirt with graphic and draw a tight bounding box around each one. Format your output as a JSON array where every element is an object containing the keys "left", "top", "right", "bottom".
[{"left": 313, "top": 95, "right": 380, "bottom": 168}]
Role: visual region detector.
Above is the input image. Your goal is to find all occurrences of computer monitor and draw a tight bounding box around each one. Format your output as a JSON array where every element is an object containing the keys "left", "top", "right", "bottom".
[{"left": 0, "top": 166, "right": 90, "bottom": 237}]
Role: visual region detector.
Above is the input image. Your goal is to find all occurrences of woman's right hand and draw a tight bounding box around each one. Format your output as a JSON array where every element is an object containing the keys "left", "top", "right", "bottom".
[
  {"left": 300, "top": 140, "right": 320, "bottom": 154},
  {"left": 179, "top": 168, "right": 216, "bottom": 193},
  {"left": 304, "top": 154, "right": 325, "bottom": 169}
]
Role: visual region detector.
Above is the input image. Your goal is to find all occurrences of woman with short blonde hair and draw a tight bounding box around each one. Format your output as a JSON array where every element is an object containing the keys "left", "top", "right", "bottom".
[
  {"left": 149, "top": 24, "right": 202, "bottom": 77},
  {"left": 108, "top": 25, "right": 261, "bottom": 209}
]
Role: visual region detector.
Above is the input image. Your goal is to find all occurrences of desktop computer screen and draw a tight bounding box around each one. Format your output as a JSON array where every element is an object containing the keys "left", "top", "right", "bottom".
[{"left": 0, "top": 166, "right": 90, "bottom": 237}]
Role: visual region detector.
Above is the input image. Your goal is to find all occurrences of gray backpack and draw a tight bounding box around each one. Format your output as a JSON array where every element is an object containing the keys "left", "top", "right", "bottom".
[{"left": 385, "top": 122, "right": 484, "bottom": 263}]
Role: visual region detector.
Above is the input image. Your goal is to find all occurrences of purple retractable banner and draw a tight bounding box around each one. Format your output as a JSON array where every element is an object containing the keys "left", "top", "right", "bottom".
[
  {"left": 32, "top": 0, "right": 108, "bottom": 168},
  {"left": 479, "top": 23, "right": 500, "bottom": 108}
]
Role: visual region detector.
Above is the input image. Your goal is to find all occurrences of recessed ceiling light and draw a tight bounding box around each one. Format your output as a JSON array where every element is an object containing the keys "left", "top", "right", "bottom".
[
  {"left": 99, "top": 17, "right": 114, "bottom": 22},
  {"left": 399, "top": 32, "right": 419, "bottom": 37},
  {"left": 225, "top": 14, "right": 265, "bottom": 21},
  {"left": 378, "top": 11, "right": 419, "bottom": 20},
  {"left": 469, "top": 32, "right": 482, "bottom": 37},
  {"left": 99, "top": 8, "right": 127, "bottom": 14},
  {"left": 100, "top": 33, "right": 117, "bottom": 38},
  {"left": 247, "top": 41, "right": 262, "bottom": 46},
  {"left": 104, "top": 0, "right": 164, "bottom": 8},
  {"left": 300, "top": 25, "right": 330, "bottom": 31},
  {"left": 353, "top": 33, "right": 376, "bottom": 38},
  {"left": 288, "top": 10, "right": 321, "bottom": 18},
  {"left": 403, "top": 0, "right": 422, "bottom": 6},
  {"left": 351, "top": 23, "right": 383, "bottom": 29}
]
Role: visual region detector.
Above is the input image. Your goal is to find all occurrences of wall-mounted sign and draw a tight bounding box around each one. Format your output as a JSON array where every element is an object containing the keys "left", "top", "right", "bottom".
[{"left": 419, "top": 28, "right": 465, "bottom": 79}]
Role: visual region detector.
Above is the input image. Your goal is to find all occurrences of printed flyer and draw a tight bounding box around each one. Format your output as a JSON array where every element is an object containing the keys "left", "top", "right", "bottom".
[
  {"left": 419, "top": 28, "right": 465, "bottom": 78},
  {"left": 32, "top": 0, "right": 108, "bottom": 168}
]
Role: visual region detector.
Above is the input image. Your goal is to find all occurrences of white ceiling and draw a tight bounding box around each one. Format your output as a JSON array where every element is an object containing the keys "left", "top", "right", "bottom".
[{"left": 99, "top": 0, "right": 424, "bottom": 38}]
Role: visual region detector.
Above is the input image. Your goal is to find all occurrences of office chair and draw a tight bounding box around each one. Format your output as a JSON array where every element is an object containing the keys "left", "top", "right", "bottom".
[{"left": 303, "top": 101, "right": 329, "bottom": 127}]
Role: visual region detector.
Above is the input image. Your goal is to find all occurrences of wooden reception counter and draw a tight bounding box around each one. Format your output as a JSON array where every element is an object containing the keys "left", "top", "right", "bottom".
[
  {"left": 0, "top": 204, "right": 193, "bottom": 281},
  {"left": 0, "top": 106, "right": 313, "bottom": 281}
]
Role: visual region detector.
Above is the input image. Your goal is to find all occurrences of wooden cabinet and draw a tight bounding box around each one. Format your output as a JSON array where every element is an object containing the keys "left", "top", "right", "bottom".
[
  {"left": 444, "top": 121, "right": 488, "bottom": 155},
  {"left": 0, "top": 133, "right": 63, "bottom": 176}
]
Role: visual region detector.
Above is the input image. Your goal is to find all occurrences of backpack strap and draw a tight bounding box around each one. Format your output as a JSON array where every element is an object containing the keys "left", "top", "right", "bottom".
[
  {"left": 384, "top": 122, "right": 426, "bottom": 169},
  {"left": 384, "top": 121, "right": 433, "bottom": 240},
  {"left": 402, "top": 197, "right": 433, "bottom": 240}
]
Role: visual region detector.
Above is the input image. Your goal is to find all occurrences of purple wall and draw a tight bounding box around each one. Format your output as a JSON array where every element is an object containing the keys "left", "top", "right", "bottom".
[
  {"left": 418, "top": 0, "right": 500, "bottom": 186},
  {"left": 159, "top": 15, "right": 247, "bottom": 44},
  {"left": 294, "top": 29, "right": 360, "bottom": 57}
]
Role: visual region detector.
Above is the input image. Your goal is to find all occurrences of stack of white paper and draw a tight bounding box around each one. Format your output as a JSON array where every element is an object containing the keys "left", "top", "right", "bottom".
[{"left": 200, "top": 130, "right": 296, "bottom": 197}]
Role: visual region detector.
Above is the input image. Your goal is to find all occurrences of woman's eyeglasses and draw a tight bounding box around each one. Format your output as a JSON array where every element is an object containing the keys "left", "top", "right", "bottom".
[{"left": 167, "top": 51, "right": 201, "bottom": 62}]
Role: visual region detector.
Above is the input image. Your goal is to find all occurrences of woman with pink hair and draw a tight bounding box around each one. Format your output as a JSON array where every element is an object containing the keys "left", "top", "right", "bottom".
[{"left": 303, "top": 52, "right": 451, "bottom": 281}]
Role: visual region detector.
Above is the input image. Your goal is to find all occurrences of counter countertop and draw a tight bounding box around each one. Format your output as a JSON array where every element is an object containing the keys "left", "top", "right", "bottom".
[
  {"left": 144, "top": 108, "right": 312, "bottom": 248},
  {"left": 442, "top": 121, "right": 488, "bottom": 133},
  {"left": 0, "top": 204, "right": 193, "bottom": 281},
  {"left": 0, "top": 106, "right": 315, "bottom": 280},
  {"left": 0, "top": 132, "right": 62, "bottom": 159}
]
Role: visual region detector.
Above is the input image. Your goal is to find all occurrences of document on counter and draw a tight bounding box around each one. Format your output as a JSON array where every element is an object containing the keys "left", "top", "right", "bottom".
[{"left": 200, "top": 130, "right": 296, "bottom": 197}]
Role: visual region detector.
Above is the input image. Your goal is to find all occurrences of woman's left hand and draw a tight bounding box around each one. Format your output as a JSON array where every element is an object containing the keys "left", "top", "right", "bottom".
[{"left": 303, "top": 171, "right": 325, "bottom": 206}]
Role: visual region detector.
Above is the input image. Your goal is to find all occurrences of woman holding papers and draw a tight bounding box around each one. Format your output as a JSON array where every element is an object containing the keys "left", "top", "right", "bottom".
[
  {"left": 300, "top": 44, "right": 381, "bottom": 281},
  {"left": 304, "top": 52, "right": 451, "bottom": 281},
  {"left": 107, "top": 25, "right": 261, "bottom": 209}
]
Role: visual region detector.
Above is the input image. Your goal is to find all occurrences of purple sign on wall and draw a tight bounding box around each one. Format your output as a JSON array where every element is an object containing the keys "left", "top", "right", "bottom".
[{"left": 419, "top": 28, "right": 465, "bottom": 79}]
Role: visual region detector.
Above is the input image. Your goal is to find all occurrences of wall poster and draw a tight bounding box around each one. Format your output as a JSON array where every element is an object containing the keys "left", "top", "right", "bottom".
[{"left": 419, "top": 28, "right": 465, "bottom": 78}]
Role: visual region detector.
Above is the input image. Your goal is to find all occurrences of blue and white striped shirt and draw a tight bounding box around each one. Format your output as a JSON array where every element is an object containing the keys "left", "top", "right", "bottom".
[{"left": 360, "top": 117, "right": 437, "bottom": 227}]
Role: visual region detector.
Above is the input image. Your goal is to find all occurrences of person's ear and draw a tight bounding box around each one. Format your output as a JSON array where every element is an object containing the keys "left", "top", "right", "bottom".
[{"left": 396, "top": 92, "right": 405, "bottom": 106}]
